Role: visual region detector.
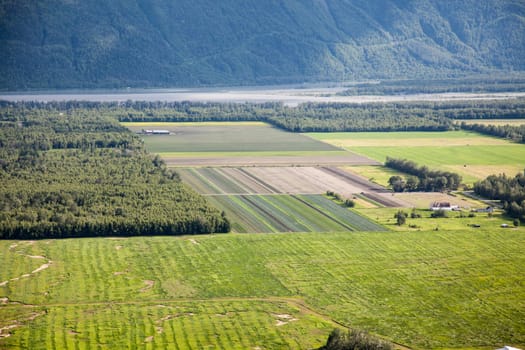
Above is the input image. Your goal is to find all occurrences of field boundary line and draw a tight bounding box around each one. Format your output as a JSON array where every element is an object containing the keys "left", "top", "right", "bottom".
[
  {"left": 241, "top": 195, "right": 295, "bottom": 232},
  {"left": 237, "top": 168, "right": 282, "bottom": 193}
]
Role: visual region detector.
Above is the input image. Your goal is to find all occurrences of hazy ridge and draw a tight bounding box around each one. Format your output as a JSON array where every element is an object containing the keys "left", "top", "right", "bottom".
[{"left": 1, "top": 0, "right": 524, "bottom": 89}]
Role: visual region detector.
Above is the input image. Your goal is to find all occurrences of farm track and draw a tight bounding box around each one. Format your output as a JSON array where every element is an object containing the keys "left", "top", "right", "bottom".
[
  {"left": 165, "top": 154, "right": 380, "bottom": 167},
  {"left": 361, "top": 192, "right": 403, "bottom": 208}
]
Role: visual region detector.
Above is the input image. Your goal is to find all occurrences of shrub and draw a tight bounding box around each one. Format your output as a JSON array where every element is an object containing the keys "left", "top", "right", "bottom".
[
  {"left": 344, "top": 199, "right": 356, "bottom": 208},
  {"left": 319, "top": 328, "right": 393, "bottom": 350},
  {"left": 431, "top": 209, "right": 448, "bottom": 218}
]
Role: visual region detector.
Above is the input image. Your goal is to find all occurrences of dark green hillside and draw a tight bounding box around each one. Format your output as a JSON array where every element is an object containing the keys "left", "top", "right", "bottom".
[{"left": 1, "top": 0, "right": 524, "bottom": 89}]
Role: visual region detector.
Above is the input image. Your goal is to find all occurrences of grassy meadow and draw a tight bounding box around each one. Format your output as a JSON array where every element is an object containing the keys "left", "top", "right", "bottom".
[
  {"left": 1, "top": 232, "right": 525, "bottom": 349},
  {"left": 309, "top": 131, "right": 525, "bottom": 184}
]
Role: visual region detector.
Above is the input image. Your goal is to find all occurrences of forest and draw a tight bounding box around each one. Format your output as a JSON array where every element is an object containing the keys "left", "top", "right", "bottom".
[
  {"left": 33, "top": 99, "right": 525, "bottom": 135},
  {"left": 460, "top": 122, "right": 525, "bottom": 143},
  {"left": 385, "top": 157, "right": 462, "bottom": 192},
  {"left": 0, "top": 103, "right": 230, "bottom": 239},
  {"left": 474, "top": 170, "right": 525, "bottom": 221}
]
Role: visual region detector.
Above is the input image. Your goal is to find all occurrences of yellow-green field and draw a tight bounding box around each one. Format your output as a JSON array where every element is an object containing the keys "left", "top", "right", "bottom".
[
  {"left": 1, "top": 232, "right": 524, "bottom": 349},
  {"left": 308, "top": 131, "right": 525, "bottom": 184},
  {"left": 457, "top": 119, "right": 525, "bottom": 126}
]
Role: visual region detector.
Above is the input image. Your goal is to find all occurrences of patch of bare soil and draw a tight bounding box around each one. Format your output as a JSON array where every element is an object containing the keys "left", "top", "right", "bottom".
[
  {"left": 140, "top": 280, "right": 154, "bottom": 292},
  {"left": 0, "top": 311, "right": 46, "bottom": 339},
  {"left": 31, "top": 262, "right": 52, "bottom": 274},
  {"left": 273, "top": 313, "right": 298, "bottom": 326},
  {"left": 144, "top": 336, "right": 154, "bottom": 343}
]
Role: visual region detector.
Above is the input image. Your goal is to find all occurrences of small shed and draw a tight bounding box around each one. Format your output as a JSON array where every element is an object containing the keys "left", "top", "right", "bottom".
[{"left": 430, "top": 202, "right": 459, "bottom": 211}]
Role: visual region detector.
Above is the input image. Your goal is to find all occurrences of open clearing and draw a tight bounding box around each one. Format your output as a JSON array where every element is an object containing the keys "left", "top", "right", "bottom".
[
  {"left": 1, "top": 232, "right": 524, "bottom": 349},
  {"left": 457, "top": 119, "right": 525, "bottom": 126},
  {"left": 310, "top": 131, "right": 525, "bottom": 183}
]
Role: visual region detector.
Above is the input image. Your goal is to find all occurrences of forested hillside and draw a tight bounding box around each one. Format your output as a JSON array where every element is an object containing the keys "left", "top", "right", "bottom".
[
  {"left": 0, "top": 103, "right": 230, "bottom": 238},
  {"left": 1, "top": 0, "right": 524, "bottom": 89}
]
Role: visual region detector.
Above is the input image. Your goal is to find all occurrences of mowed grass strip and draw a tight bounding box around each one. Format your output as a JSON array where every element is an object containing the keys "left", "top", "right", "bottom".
[
  {"left": 1, "top": 232, "right": 524, "bottom": 349},
  {"left": 1, "top": 300, "right": 334, "bottom": 350}
]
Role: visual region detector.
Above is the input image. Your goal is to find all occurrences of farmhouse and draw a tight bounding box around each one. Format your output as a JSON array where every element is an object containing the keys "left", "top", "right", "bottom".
[
  {"left": 430, "top": 202, "right": 459, "bottom": 211},
  {"left": 141, "top": 129, "right": 170, "bottom": 135}
]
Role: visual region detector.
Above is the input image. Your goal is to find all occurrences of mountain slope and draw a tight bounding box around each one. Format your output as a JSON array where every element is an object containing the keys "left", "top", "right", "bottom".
[{"left": 1, "top": 0, "right": 524, "bottom": 89}]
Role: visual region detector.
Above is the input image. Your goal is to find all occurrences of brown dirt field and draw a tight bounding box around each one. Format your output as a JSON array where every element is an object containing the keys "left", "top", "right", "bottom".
[
  {"left": 220, "top": 168, "right": 276, "bottom": 194},
  {"left": 394, "top": 192, "right": 482, "bottom": 209},
  {"left": 165, "top": 154, "right": 380, "bottom": 167},
  {"left": 243, "top": 167, "right": 367, "bottom": 196}
]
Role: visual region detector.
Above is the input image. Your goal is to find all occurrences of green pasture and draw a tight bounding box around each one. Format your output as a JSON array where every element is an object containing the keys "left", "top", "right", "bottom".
[
  {"left": 1, "top": 232, "right": 524, "bottom": 349},
  {"left": 130, "top": 123, "right": 340, "bottom": 153},
  {"left": 356, "top": 207, "right": 522, "bottom": 232},
  {"left": 350, "top": 145, "right": 525, "bottom": 166}
]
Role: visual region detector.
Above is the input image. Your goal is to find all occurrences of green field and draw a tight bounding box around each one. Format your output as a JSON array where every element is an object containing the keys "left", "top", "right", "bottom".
[
  {"left": 1, "top": 232, "right": 524, "bottom": 349},
  {"left": 127, "top": 123, "right": 340, "bottom": 153},
  {"left": 206, "top": 194, "right": 386, "bottom": 233},
  {"left": 356, "top": 207, "right": 521, "bottom": 232},
  {"left": 309, "top": 131, "right": 525, "bottom": 183}
]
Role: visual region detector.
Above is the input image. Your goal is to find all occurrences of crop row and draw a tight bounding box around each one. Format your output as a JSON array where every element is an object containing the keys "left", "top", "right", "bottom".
[{"left": 207, "top": 194, "right": 386, "bottom": 233}]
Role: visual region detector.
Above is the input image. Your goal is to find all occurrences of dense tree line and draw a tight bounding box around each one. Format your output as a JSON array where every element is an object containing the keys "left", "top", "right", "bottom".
[
  {"left": 460, "top": 122, "right": 525, "bottom": 143},
  {"left": 338, "top": 78, "right": 525, "bottom": 96},
  {"left": 4, "top": 100, "right": 523, "bottom": 136},
  {"left": 474, "top": 170, "right": 525, "bottom": 221},
  {"left": 0, "top": 104, "right": 230, "bottom": 239},
  {"left": 386, "top": 157, "right": 462, "bottom": 192},
  {"left": 319, "top": 328, "right": 393, "bottom": 350}
]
